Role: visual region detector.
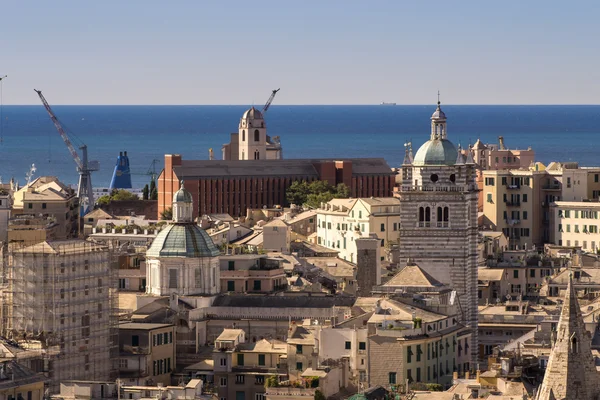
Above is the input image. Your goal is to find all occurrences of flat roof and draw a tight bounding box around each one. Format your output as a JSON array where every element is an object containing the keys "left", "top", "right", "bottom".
[{"left": 119, "top": 322, "right": 173, "bottom": 331}]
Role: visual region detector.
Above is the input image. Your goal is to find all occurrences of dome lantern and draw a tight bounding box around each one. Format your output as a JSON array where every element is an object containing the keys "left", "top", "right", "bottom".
[{"left": 172, "top": 180, "right": 193, "bottom": 223}]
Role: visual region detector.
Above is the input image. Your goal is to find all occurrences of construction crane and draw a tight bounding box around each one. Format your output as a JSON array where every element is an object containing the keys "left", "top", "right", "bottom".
[
  {"left": 261, "top": 88, "right": 280, "bottom": 114},
  {"left": 34, "top": 89, "right": 99, "bottom": 215}
]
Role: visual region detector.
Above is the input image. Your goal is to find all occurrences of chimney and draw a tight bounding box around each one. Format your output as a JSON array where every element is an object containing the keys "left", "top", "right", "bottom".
[{"left": 476, "top": 368, "right": 481, "bottom": 383}]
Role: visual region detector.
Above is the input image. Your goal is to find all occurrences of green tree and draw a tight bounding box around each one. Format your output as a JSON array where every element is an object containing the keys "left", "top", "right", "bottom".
[
  {"left": 149, "top": 179, "right": 156, "bottom": 193},
  {"left": 314, "top": 390, "right": 326, "bottom": 400},
  {"left": 142, "top": 184, "right": 149, "bottom": 200},
  {"left": 286, "top": 181, "right": 310, "bottom": 205},
  {"left": 111, "top": 189, "right": 139, "bottom": 201},
  {"left": 334, "top": 183, "right": 350, "bottom": 198},
  {"left": 160, "top": 207, "right": 172, "bottom": 220},
  {"left": 96, "top": 195, "right": 111, "bottom": 206}
]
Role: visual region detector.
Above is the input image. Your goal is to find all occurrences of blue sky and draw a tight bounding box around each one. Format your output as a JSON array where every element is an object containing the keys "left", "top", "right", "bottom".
[{"left": 1, "top": 0, "right": 598, "bottom": 105}]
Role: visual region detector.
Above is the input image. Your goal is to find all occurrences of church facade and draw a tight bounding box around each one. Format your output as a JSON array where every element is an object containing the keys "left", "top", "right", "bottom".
[{"left": 397, "top": 101, "right": 480, "bottom": 362}]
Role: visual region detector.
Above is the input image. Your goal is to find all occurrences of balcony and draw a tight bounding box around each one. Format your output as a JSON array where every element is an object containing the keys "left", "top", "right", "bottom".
[
  {"left": 505, "top": 219, "right": 520, "bottom": 226},
  {"left": 505, "top": 184, "right": 521, "bottom": 190},
  {"left": 505, "top": 201, "right": 520, "bottom": 207},
  {"left": 542, "top": 183, "right": 561, "bottom": 190}
]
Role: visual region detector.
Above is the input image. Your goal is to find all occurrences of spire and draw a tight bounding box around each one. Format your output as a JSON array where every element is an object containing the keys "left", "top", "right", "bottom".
[
  {"left": 403, "top": 141, "right": 413, "bottom": 165},
  {"left": 535, "top": 272, "right": 600, "bottom": 400},
  {"left": 455, "top": 144, "right": 465, "bottom": 165},
  {"left": 465, "top": 145, "right": 475, "bottom": 164}
]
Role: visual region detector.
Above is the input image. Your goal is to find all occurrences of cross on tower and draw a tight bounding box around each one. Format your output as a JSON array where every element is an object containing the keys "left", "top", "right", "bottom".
[{"left": 437, "top": 90, "right": 441, "bottom": 105}]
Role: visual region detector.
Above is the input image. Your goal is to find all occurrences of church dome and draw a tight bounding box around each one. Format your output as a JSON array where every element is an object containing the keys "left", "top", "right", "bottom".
[
  {"left": 173, "top": 185, "right": 192, "bottom": 203},
  {"left": 413, "top": 139, "right": 458, "bottom": 166},
  {"left": 146, "top": 224, "right": 220, "bottom": 258},
  {"left": 242, "top": 107, "right": 263, "bottom": 120}
]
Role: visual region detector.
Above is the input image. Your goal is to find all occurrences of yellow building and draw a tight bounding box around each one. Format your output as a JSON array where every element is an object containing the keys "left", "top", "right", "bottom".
[
  {"left": 118, "top": 323, "right": 176, "bottom": 386},
  {"left": 11, "top": 177, "right": 79, "bottom": 239},
  {"left": 482, "top": 166, "right": 562, "bottom": 250},
  {"left": 0, "top": 360, "right": 47, "bottom": 400},
  {"left": 550, "top": 201, "right": 600, "bottom": 252},
  {"left": 7, "top": 214, "right": 60, "bottom": 245}
]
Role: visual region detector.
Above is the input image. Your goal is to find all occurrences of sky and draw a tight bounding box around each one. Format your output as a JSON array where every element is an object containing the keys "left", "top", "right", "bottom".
[{"left": 1, "top": 0, "right": 599, "bottom": 105}]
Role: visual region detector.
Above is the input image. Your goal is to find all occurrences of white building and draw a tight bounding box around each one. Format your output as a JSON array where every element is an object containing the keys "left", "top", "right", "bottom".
[
  {"left": 221, "top": 107, "right": 283, "bottom": 161},
  {"left": 316, "top": 197, "right": 401, "bottom": 263},
  {"left": 145, "top": 182, "right": 221, "bottom": 296},
  {"left": 550, "top": 201, "right": 600, "bottom": 252}
]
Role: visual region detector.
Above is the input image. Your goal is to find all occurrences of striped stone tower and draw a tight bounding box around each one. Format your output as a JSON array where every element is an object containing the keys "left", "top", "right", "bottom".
[
  {"left": 397, "top": 100, "right": 479, "bottom": 364},
  {"left": 535, "top": 273, "right": 600, "bottom": 400}
]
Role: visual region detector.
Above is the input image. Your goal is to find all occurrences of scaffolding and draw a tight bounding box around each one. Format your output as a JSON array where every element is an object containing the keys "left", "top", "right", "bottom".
[{"left": 0, "top": 239, "right": 119, "bottom": 393}]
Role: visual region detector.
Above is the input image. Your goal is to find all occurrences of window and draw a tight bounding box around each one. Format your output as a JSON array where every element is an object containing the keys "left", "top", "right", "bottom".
[
  {"left": 359, "top": 342, "right": 366, "bottom": 350},
  {"left": 254, "top": 129, "right": 260, "bottom": 142},
  {"left": 407, "top": 345, "right": 412, "bottom": 363},
  {"left": 345, "top": 341, "right": 351, "bottom": 350},
  {"left": 236, "top": 375, "right": 245, "bottom": 384},
  {"left": 255, "top": 376, "right": 265, "bottom": 385},
  {"left": 389, "top": 372, "right": 397, "bottom": 384},
  {"left": 485, "top": 177, "right": 495, "bottom": 186},
  {"left": 60, "top": 289, "right": 65, "bottom": 299},
  {"left": 523, "top": 211, "right": 528, "bottom": 220},
  {"left": 228, "top": 261, "right": 235, "bottom": 271},
  {"left": 523, "top": 194, "right": 528, "bottom": 202},
  {"left": 296, "top": 344, "right": 303, "bottom": 354},
  {"left": 168, "top": 269, "right": 178, "bottom": 288},
  {"left": 220, "top": 377, "right": 227, "bottom": 387},
  {"left": 296, "top": 362, "right": 303, "bottom": 371},
  {"left": 416, "top": 367, "right": 421, "bottom": 382},
  {"left": 530, "top": 269, "right": 535, "bottom": 278},
  {"left": 220, "top": 358, "right": 227, "bottom": 366},
  {"left": 258, "top": 354, "right": 265, "bottom": 366},
  {"left": 255, "top": 394, "right": 266, "bottom": 400},
  {"left": 132, "top": 335, "right": 139, "bottom": 347},
  {"left": 416, "top": 344, "right": 422, "bottom": 362},
  {"left": 237, "top": 354, "right": 244, "bottom": 366},
  {"left": 513, "top": 270, "right": 519, "bottom": 279},
  {"left": 487, "top": 193, "right": 492, "bottom": 203},
  {"left": 380, "top": 223, "right": 385, "bottom": 232},
  {"left": 227, "top": 281, "right": 235, "bottom": 291},
  {"left": 28, "top": 203, "right": 33, "bottom": 209},
  {"left": 253, "top": 280, "right": 261, "bottom": 291}
]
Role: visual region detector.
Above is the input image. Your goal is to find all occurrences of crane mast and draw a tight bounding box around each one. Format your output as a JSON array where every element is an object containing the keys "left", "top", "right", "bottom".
[
  {"left": 261, "top": 88, "right": 280, "bottom": 114},
  {"left": 34, "top": 89, "right": 97, "bottom": 215}
]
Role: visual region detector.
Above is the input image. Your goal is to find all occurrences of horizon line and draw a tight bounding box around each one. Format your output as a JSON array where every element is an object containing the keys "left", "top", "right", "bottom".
[{"left": 3, "top": 103, "right": 600, "bottom": 107}]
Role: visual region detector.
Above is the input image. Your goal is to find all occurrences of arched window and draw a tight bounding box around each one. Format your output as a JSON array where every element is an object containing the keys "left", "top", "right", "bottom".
[
  {"left": 437, "top": 207, "right": 443, "bottom": 222},
  {"left": 425, "top": 207, "right": 431, "bottom": 222},
  {"left": 254, "top": 129, "right": 260, "bottom": 142},
  {"left": 242, "top": 130, "right": 245, "bottom": 141},
  {"left": 444, "top": 207, "right": 449, "bottom": 222},
  {"left": 254, "top": 150, "right": 260, "bottom": 160},
  {"left": 419, "top": 207, "right": 424, "bottom": 222}
]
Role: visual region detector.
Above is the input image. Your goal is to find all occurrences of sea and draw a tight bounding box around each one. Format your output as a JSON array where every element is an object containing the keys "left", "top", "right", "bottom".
[{"left": 0, "top": 105, "right": 598, "bottom": 189}]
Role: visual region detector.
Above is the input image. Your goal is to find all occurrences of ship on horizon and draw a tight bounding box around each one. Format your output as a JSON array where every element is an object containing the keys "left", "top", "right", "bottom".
[{"left": 380, "top": 101, "right": 396, "bottom": 106}]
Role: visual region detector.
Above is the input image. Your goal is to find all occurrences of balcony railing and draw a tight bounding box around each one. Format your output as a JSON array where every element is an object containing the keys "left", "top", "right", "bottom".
[
  {"left": 505, "top": 219, "right": 520, "bottom": 226},
  {"left": 417, "top": 222, "right": 450, "bottom": 228},
  {"left": 505, "top": 184, "right": 521, "bottom": 190},
  {"left": 505, "top": 201, "right": 520, "bottom": 207},
  {"left": 542, "top": 184, "right": 561, "bottom": 190}
]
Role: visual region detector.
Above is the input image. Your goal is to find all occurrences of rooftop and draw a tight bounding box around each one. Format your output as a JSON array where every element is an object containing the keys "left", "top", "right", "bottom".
[
  {"left": 216, "top": 329, "right": 244, "bottom": 341},
  {"left": 119, "top": 322, "right": 173, "bottom": 331},
  {"left": 212, "top": 294, "right": 355, "bottom": 308},
  {"left": 174, "top": 158, "right": 393, "bottom": 179}
]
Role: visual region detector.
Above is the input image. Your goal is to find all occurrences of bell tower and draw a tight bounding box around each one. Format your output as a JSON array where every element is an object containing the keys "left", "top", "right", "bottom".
[{"left": 238, "top": 107, "right": 267, "bottom": 160}]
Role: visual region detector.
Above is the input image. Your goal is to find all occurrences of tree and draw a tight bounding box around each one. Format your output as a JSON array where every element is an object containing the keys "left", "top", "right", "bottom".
[
  {"left": 142, "top": 184, "right": 149, "bottom": 200},
  {"left": 111, "top": 189, "right": 139, "bottom": 201},
  {"left": 286, "top": 181, "right": 310, "bottom": 205},
  {"left": 286, "top": 180, "right": 351, "bottom": 209},
  {"left": 160, "top": 207, "right": 172, "bottom": 221},
  {"left": 96, "top": 195, "right": 111, "bottom": 206},
  {"left": 314, "top": 390, "right": 326, "bottom": 400},
  {"left": 149, "top": 180, "right": 158, "bottom": 200}
]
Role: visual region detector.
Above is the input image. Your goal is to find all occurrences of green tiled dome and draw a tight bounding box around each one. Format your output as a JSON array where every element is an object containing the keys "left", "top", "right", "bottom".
[
  {"left": 413, "top": 139, "right": 458, "bottom": 166},
  {"left": 147, "top": 224, "right": 220, "bottom": 258}
]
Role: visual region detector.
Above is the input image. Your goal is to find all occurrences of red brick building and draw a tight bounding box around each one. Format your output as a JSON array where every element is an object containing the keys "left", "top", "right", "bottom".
[{"left": 158, "top": 154, "right": 395, "bottom": 218}]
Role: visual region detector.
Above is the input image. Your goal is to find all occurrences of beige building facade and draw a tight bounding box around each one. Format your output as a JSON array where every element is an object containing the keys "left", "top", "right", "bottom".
[
  {"left": 119, "top": 322, "right": 176, "bottom": 386},
  {"left": 550, "top": 201, "right": 600, "bottom": 253},
  {"left": 219, "top": 254, "right": 287, "bottom": 293},
  {"left": 316, "top": 197, "right": 401, "bottom": 263}
]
